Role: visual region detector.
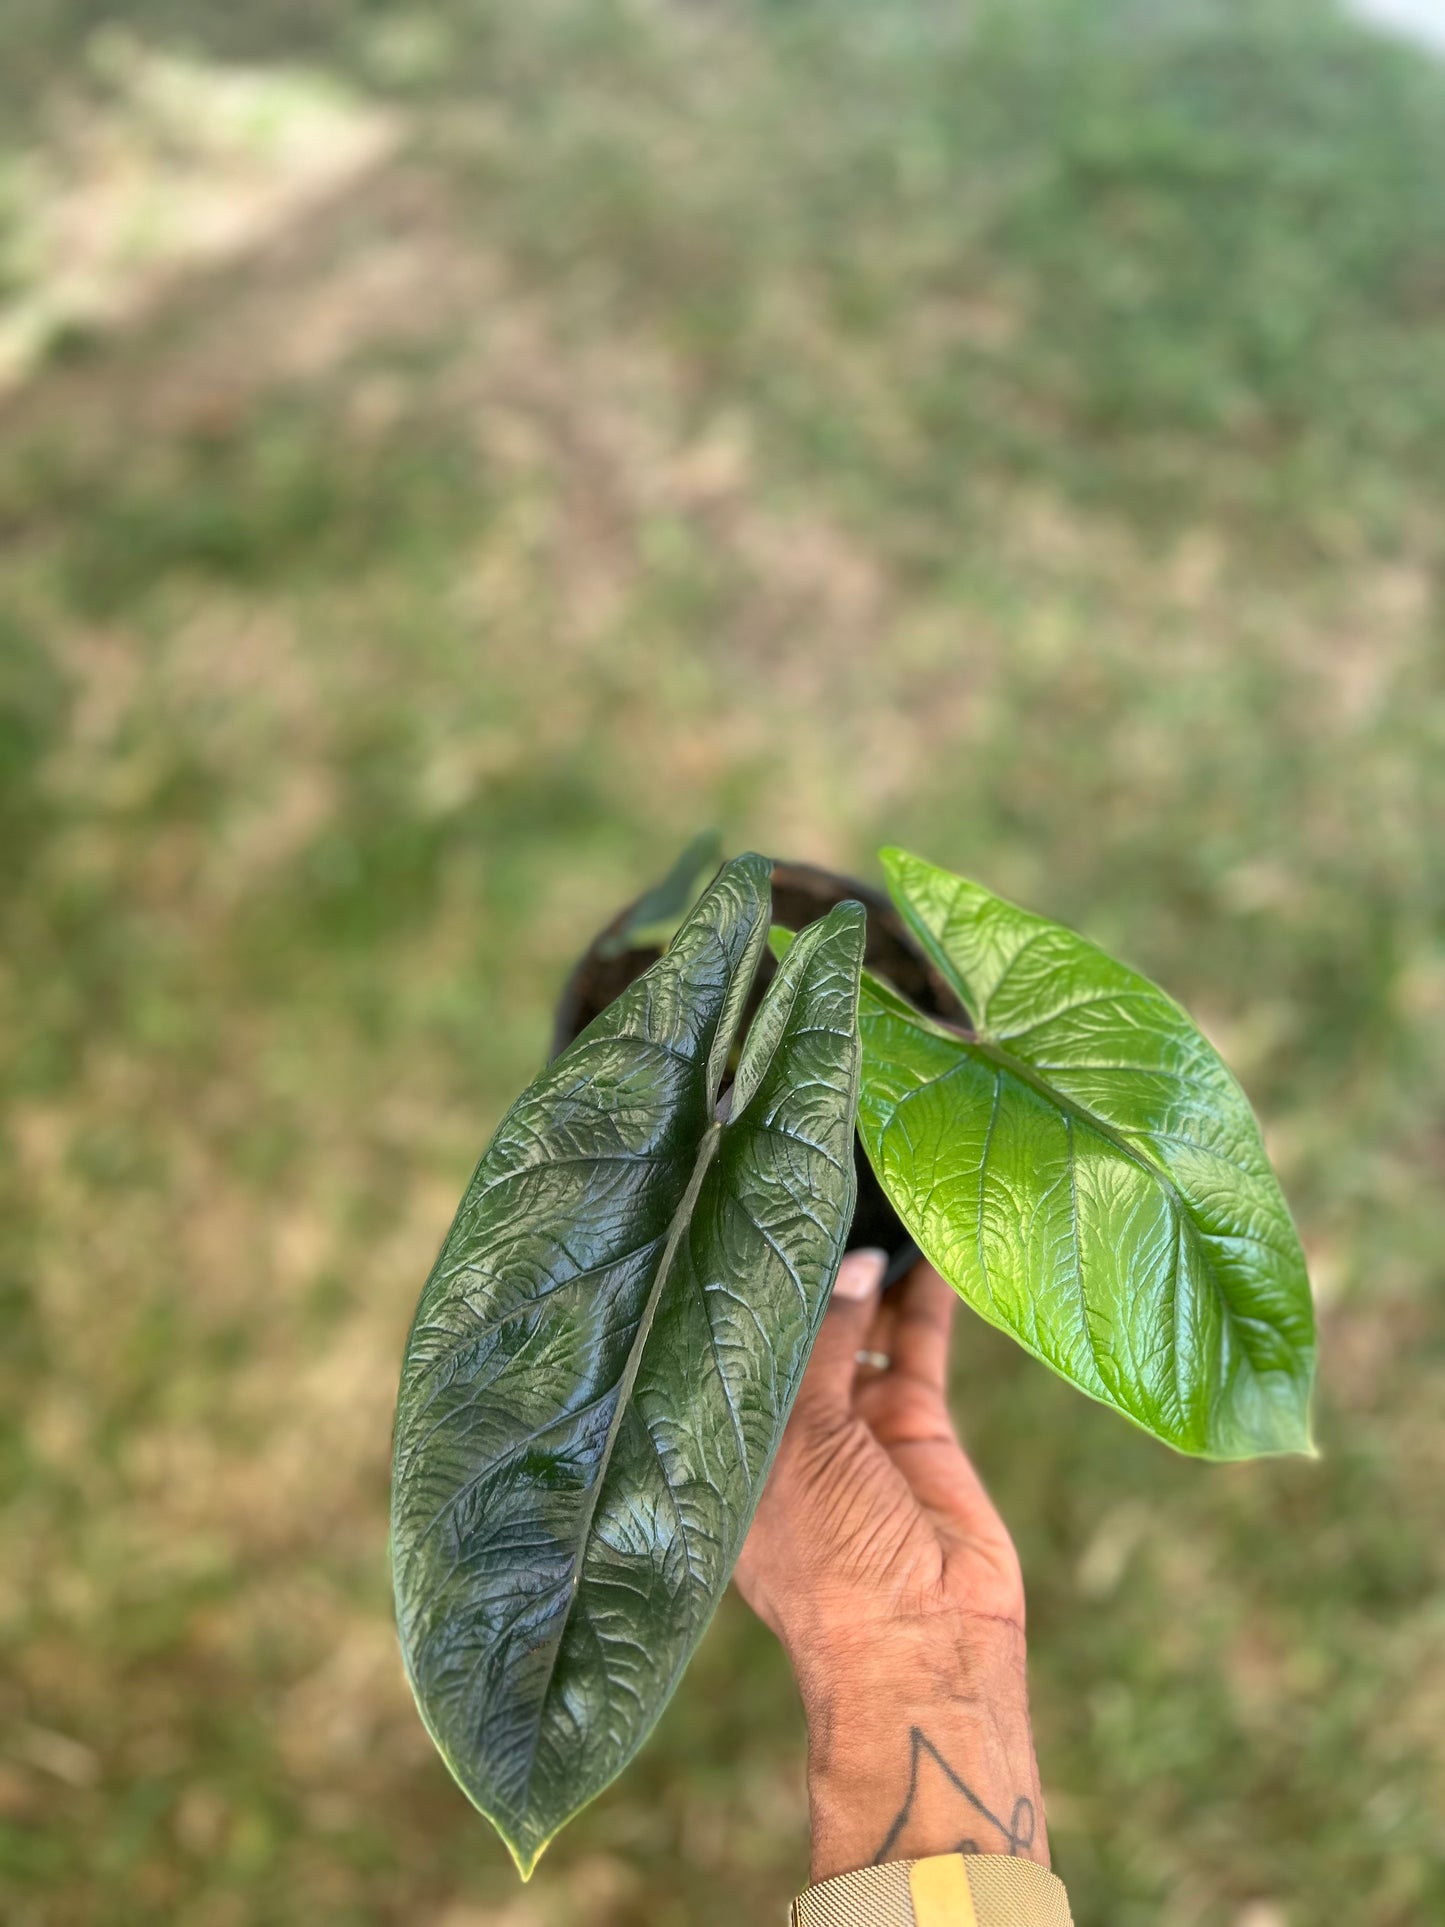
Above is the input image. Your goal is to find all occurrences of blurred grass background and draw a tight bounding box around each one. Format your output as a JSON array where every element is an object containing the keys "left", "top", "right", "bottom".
[{"left": 1, "top": 1, "right": 1443, "bottom": 1922}]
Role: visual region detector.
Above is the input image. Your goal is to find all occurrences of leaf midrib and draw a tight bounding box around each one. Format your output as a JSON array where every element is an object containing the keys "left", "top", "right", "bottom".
[
  {"left": 516, "top": 1111, "right": 724, "bottom": 1816},
  {"left": 860, "top": 973, "right": 1266, "bottom": 1380},
  {"left": 878, "top": 888, "right": 1269, "bottom": 1230},
  {"left": 862, "top": 971, "right": 1191, "bottom": 1204}
]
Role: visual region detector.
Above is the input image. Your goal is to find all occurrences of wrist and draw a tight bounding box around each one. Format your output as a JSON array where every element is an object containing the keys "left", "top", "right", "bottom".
[{"left": 789, "top": 1613, "right": 1047, "bottom": 1882}]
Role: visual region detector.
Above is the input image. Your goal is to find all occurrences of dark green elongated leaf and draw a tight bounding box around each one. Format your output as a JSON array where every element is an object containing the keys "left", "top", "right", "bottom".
[
  {"left": 391, "top": 855, "right": 863, "bottom": 1875},
  {"left": 858, "top": 848, "right": 1315, "bottom": 1460},
  {"left": 597, "top": 828, "right": 723, "bottom": 957}
]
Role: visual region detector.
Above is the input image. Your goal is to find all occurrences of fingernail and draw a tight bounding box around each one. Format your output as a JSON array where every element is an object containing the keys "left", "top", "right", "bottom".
[{"left": 832, "top": 1248, "right": 888, "bottom": 1301}]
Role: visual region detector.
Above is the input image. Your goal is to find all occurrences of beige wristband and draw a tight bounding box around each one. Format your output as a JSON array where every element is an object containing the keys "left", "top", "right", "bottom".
[{"left": 790, "top": 1853, "right": 1073, "bottom": 1927}]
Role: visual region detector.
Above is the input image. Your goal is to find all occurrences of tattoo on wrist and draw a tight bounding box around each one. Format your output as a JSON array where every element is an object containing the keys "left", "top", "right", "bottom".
[{"left": 871, "top": 1726, "right": 1036, "bottom": 1865}]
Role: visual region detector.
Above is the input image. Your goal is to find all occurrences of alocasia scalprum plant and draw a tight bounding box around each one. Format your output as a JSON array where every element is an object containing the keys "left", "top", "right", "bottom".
[{"left": 391, "top": 846, "right": 1314, "bottom": 1874}]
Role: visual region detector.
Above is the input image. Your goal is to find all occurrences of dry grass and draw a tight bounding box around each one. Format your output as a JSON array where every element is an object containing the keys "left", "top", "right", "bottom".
[{"left": 1, "top": 4, "right": 1442, "bottom": 1922}]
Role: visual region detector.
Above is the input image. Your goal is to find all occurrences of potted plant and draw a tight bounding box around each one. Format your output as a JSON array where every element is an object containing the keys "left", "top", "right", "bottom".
[{"left": 390, "top": 843, "right": 1315, "bottom": 1877}]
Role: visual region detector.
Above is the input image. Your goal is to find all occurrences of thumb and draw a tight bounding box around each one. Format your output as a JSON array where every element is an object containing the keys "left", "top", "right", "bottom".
[{"left": 793, "top": 1247, "right": 888, "bottom": 1430}]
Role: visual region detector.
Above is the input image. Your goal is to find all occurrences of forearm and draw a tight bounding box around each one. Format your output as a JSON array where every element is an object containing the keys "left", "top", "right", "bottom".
[{"left": 788, "top": 1614, "right": 1047, "bottom": 1883}]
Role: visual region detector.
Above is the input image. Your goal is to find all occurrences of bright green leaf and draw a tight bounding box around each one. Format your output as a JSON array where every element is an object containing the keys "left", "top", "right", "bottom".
[
  {"left": 858, "top": 847, "right": 1315, "bottom": 1459},
  {"left": 391, "top": 855, "right": 864, "bottom": 1874}
]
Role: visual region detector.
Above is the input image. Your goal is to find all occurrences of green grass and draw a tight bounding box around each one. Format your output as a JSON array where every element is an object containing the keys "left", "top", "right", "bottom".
[{"left": 1, "top": 2, "right": 1442, "bottom": 1922}]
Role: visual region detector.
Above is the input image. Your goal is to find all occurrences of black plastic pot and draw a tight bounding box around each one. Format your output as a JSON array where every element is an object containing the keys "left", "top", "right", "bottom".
[{"left": 551, "top": 858, "right": 968, "bottom": 1285}]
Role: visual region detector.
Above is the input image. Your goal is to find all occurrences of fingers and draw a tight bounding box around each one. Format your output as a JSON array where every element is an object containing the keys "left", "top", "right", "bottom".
[
  {"left": 878, "top": 1258, "right": 956, "bottom": 1394},
  {"left": 791, "top": 1247, "right": 888, "bottom": 1429}
]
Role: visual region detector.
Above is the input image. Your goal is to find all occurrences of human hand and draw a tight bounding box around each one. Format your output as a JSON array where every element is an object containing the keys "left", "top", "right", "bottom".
[{"left": 734, "top": 1249, "right": 1048, "bottom": 1881}]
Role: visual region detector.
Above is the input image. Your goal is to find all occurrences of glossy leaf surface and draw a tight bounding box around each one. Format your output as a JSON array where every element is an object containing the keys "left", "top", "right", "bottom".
[
  {"left": 391, "top": 855, "right": 863, "bottom": 1873},
  {"left": 859, "top": 849, "right": 1314, "bottom": 1459}
]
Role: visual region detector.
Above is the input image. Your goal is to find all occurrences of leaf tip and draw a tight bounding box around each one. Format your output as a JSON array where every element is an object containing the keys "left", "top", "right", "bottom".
[
  {"left": 807, "top": 894, "right": 866, "bottom": 948},
  {"left": 507, "top": 1841, "right": 541, "bottom": 1883},
  {"left": 1210, "top": 1382, "right": 1317, "bottom": 1462},
  {"left": 496, "top": 1816, "right": 557, "bottom": 1883},
  {"left": 1273, "top": 1367, "right": 1319, "bottom": 1462}
]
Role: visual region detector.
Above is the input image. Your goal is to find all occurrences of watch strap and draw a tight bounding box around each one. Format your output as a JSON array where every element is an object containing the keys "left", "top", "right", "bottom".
[{"left": 790, "top": 1853, "right": 1073, "bottom": 1927}]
